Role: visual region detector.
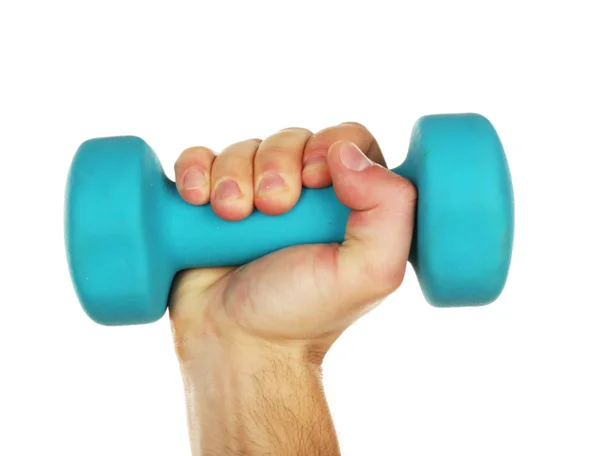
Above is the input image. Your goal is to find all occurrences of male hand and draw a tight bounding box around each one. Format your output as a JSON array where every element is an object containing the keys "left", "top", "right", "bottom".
[{"left": 168, "top": 124, "right": 416, "bottom": 455}]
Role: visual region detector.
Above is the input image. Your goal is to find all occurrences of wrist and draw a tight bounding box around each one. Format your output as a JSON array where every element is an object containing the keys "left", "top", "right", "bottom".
[
  {"left": 172, "top": 299, "right": 332, "bottom": 369},
  {"left": 176, "top": 329, "right": 338, "bottom": 455},
  {"left": 180, "top": 333, "right": 321, "bottom": 387}
]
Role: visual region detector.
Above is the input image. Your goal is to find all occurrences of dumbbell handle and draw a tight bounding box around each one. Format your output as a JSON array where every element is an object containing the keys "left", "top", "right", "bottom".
[{"left": 160, "top": 165, "right": 408, "bottom": 270}]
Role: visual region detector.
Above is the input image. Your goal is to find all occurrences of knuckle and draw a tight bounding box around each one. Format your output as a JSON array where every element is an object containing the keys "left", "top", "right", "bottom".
[
  {"left": 224, "top": 138, "right": 262, "bottom": 152},
  {"left": 279, "top": 126, "right": 313, "bottom": 136},
  {"left": 175, "top": 146, "right": 215, "bottom": 168},
  {"left": 340, "top": 122, "right": 374, "bottom": 141},
  {"left": 217, "top": 139, "right": 261, "bottom": 166},
  {"left": 258, "top": 143, "right": 290, "bottom": 157},
  {"left": 340, "top": 121, "right": 371, "bottom": 134},
  {"left": 257, "top": 131, "right": 312, "bottom": 164},
  {"left": 310, "top": 125, "right": 337, "bottom": 140},
  {"left": 264, "top": 129, "right": 311, "bottom": 149},
  {"left": 365, "top": 260, "right": 406, "bottom": 296},
  {"left": 395, "top": 176, "right": 418, "bottom": 202},
  {"left": 183, "top": 145, "right": 214, "bottom": 155},
  {"left": 310, "top": 122, "right": 374, "bottom": 147}
]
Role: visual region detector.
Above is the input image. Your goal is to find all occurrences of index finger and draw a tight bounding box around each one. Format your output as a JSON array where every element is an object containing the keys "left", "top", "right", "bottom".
[{"left": 302, "top": 122, "right": 385, "bottom": 188}]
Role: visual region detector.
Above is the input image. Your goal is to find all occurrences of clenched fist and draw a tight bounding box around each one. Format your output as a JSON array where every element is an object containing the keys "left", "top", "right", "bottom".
[{"left": 168, "top": 123, "right": 416, "bottom": 456}]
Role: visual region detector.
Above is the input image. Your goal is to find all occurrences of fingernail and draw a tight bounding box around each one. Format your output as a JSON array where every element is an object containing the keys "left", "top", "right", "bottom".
[
  {"left": 182, "top": 167, "right": 207, "bottom": 190},
  {"left": 339, "top": 141, "right": 372, "bottom": 171},
  {"left": 257, "top": 172, "right": 286, "bottom": 196},
  {"left": 214, "top": 179, "right": 242, "bottom": 202},
  {"left": 303, "top": 155, "right": 327, "bottom": 174}
]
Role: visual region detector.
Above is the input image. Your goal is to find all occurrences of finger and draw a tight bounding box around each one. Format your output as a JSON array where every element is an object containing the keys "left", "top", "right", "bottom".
[
  {"left": 174, "top": 146, "right": 216, "bottom": 205},
  {"left": 302, "top": 122, "right": 385, "bottom": 188},
  {"left": 254, "top": 127, "right": 312, "bottom": 215},
  {"left": 328, "top": 139, "right": 416, "bottom": 305},
  {"left": 211, "top": 139, "right": 261, "bottom": 221}
]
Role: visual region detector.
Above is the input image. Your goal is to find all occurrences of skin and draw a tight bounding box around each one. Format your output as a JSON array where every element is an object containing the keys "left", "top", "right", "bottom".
[{"left": 169, "top": 123, "right": 416, "bottom": 455}]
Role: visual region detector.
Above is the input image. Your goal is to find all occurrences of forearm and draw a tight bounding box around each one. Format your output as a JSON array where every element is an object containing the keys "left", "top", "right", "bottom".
[{"left": 178, "top": 334, "right": 340, "bottom": 456}]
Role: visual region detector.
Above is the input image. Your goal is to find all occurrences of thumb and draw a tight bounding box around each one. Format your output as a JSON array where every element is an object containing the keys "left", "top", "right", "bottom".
[{"left": 327, "top": 140, "right": 417, "bottom": 303}]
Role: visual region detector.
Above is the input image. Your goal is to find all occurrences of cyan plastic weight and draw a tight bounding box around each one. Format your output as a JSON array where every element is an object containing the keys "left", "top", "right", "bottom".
[{"left": 65, "top": 113, "right": 514, "bottom": 325}]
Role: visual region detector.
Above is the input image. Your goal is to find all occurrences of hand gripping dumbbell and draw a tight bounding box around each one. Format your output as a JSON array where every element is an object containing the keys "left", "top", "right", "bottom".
[{"left": 65, "top": 113, "right": 514, "bottom": 325}]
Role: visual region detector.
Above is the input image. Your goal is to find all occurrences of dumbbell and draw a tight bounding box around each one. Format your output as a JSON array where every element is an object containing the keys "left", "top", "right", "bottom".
[{"left": 65, "top": 113, "right": 514, "bottom": 326}]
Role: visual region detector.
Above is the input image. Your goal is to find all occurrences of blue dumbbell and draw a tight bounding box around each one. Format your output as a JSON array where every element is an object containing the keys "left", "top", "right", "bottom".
[{"left": 65, "top": 113, "right": 514, "bottom": 325}]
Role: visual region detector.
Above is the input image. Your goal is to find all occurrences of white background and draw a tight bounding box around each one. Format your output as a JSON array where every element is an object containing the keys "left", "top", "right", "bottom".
[{"left": 1, "top": 1, "right": 599, "bottom": 455}]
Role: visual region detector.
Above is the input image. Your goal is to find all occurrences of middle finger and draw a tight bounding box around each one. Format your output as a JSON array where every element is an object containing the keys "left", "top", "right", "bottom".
[{"left": 253, "top": 127, "right": 312, "bottom": 215}]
